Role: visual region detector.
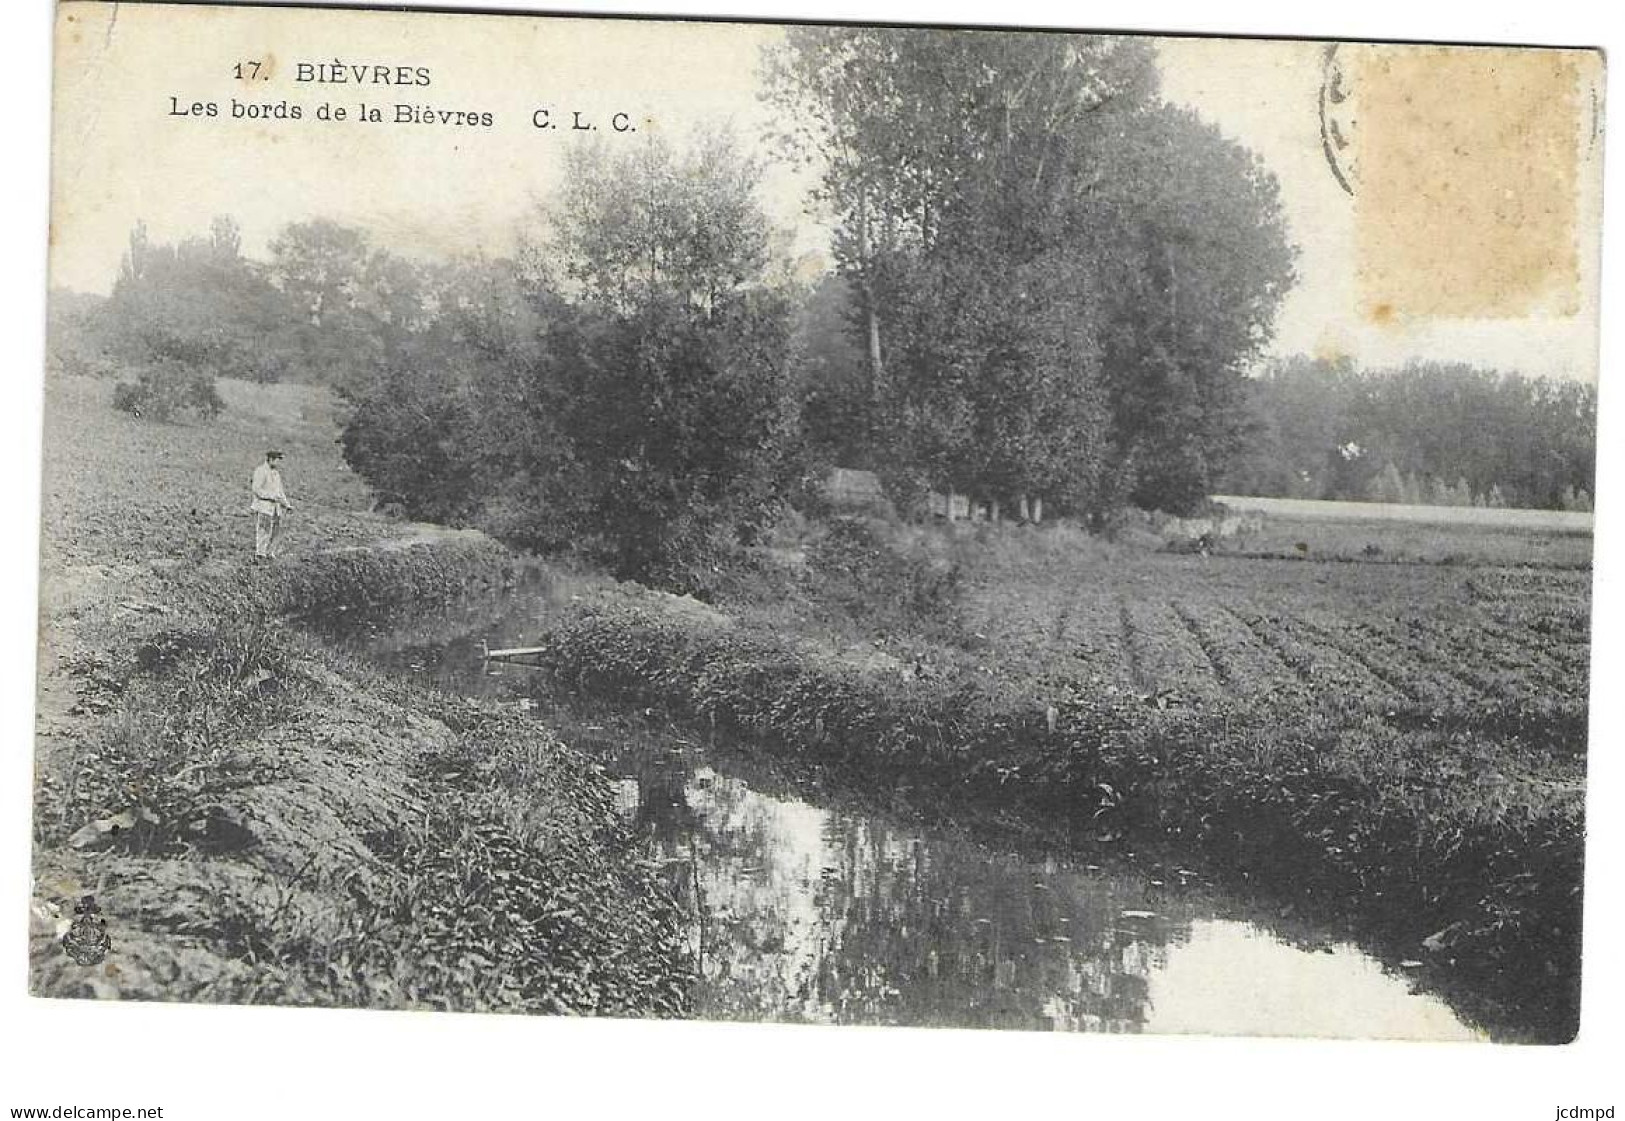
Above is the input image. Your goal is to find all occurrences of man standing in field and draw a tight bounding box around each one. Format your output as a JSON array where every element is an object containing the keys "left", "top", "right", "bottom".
[{"left": 251, "top": 449, "right": 295, "bottom": 561}]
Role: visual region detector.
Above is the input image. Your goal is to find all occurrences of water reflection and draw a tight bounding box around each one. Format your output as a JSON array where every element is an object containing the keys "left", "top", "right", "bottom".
[
  {"left": 1145, "top": 921, "right": 1481, "bottom": 1041},
  {"left": 328, "top": 595, "right": 1486, "bottom": 1041},
  {"left": 612, "top": 747, "right": 1481, "bottom": 1039}
]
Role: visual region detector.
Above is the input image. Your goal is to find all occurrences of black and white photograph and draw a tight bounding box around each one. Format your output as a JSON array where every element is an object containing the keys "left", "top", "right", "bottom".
[{"left": 15, "top": 0, "right": 1615, "bottom": 1107}]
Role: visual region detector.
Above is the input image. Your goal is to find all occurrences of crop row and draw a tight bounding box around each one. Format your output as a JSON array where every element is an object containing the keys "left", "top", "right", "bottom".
[{"left": 960, "top": 558, "right": 1587, "bottom": 733}]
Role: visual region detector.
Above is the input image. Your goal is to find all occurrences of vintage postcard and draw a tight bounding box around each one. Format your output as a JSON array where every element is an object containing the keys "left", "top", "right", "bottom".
[{"left": 33, "top": 0, "right": 1602, "bottom": 1047}]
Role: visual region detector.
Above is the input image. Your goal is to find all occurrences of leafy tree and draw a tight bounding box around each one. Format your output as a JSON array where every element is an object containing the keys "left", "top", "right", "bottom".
[
  {"left": 340, "top": 255, "right": 564, "bottom": 526},
  {"left": 765, "top": 31, "right": 1141, "bottom": 512},
  {"left": 337, "top": 132, "right": 800, "bottom": 592},
  {"left": 45, "top": 289, "right": 118, "bottom": 379},
  {"left": 1088, "top": 106, "right": 1296, "bottom": 512},
  {"left": 765, "top": 30, "right": 1292, "bottom": 516},
  {"left": 1367, "top": 462, "right": 1406, "bottom": 503},
  {"left": 538, "top": 291, "right": 797, "bottom": 584},
  {"left": 104, "top": 218, "right": 291, "bottom": 392},
  {"left": 1561, "top": 486, "right": 1593, "bottom": 513},
  {"left": 790, "top": 274, "right": 873, "bottom": 469},
  {"left": 526, "top": 133, "right": 796, "bottom": 583},
  {"left": 874, "top": 231, "right": 1109, "bottom": 513},
  {"left": 548, "top": 132, "right": 772, "bottom": 316},
  {"left": 269, "top": 219, "right": 370, "bottom": 329},
  {"left": 267, "top": 219, "right": 397, "bottom": 390}
]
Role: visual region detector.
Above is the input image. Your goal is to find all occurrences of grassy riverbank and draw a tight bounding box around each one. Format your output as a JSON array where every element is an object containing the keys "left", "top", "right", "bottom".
[
  {"left": 31, "top": 375, "right": 692, "bottom": 1015},
  {"left": 522, "top": 514, "right": 1588, "bottom": 1040}
]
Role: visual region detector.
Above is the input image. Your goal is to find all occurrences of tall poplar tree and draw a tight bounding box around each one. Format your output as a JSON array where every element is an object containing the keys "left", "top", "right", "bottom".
[{"left": 765, "top": 29, "right": 1294, "bottom": 515}]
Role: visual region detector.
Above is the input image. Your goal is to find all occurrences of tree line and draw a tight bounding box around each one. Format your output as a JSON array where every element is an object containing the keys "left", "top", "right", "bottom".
[
  {"left": 49, "top": 30, "right": 1591, "bottom": 590},
  {"left": 1221, "top": 356, "right": 1597, "bottom": 512},
  {"left": 50, "top": 213, "right": 424, "bottom": 407}
]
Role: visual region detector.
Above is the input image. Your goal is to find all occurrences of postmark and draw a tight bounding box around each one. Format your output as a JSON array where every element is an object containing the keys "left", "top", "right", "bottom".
[{"left": 1318, "top": 43, "right": 1357, "bottom": 196}]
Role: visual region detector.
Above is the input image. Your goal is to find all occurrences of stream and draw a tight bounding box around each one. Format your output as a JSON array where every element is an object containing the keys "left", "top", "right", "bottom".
[{"left": 321, "top": 585, "right": 1487, "bottom": 1041}]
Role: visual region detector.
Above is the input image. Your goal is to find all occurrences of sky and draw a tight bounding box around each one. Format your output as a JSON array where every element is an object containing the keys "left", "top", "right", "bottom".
[{"left": 49, "top": 3, "right": 1603, "bottom": 382}]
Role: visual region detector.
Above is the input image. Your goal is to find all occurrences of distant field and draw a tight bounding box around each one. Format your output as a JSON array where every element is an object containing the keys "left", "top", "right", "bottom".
[
  {"left": 1214, "top": 494, "right": 1593, "bottom": 533},
  {"left": 1206, "top": 497, "right": 1593, "bottom": 570}
]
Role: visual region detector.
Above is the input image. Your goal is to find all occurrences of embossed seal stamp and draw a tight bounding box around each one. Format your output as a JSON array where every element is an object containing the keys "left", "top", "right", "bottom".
[{"left": 61, "top": 894, "right": 112, "bottom": 966}]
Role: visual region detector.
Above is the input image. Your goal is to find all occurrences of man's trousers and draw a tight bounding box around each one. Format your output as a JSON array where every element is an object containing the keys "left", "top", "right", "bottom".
[{"left": 255, "top": 511, "right": 285, "bottom": 558}]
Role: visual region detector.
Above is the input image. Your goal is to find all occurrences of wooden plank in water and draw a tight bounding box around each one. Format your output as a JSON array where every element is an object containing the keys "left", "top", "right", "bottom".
[{"left": 481, "top": 641, "right": 549, "bottom": 663}]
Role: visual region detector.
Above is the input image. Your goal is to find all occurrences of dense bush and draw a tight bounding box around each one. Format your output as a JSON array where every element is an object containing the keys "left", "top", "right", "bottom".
[
  {"left": 334, "top": 136, "right": 801, "bottom": 594},
  {"left": 336, "top": 361, "right": 479, "bottom": 523},
  {"left": 45, "top": 290, "right": 120, "bottom": 380},
  {"left": 532, "top": 295, "right": 798, "bottom": 589},
  {"left": 804, "top": 517, "right": 964, "bottom": 639},
  {"left": 111, "top": 360, "right": 225, "bottom": 421}
]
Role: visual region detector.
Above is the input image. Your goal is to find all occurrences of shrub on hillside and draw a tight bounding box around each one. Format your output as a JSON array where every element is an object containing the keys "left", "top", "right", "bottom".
[{"left": 111, "top": 360, "right": 224, "bottom": 421}]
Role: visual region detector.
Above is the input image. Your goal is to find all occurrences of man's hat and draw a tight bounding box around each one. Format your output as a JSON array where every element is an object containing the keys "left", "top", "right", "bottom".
[{"left": 266, "top": 449, "right": 285, "bottom": 460}]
